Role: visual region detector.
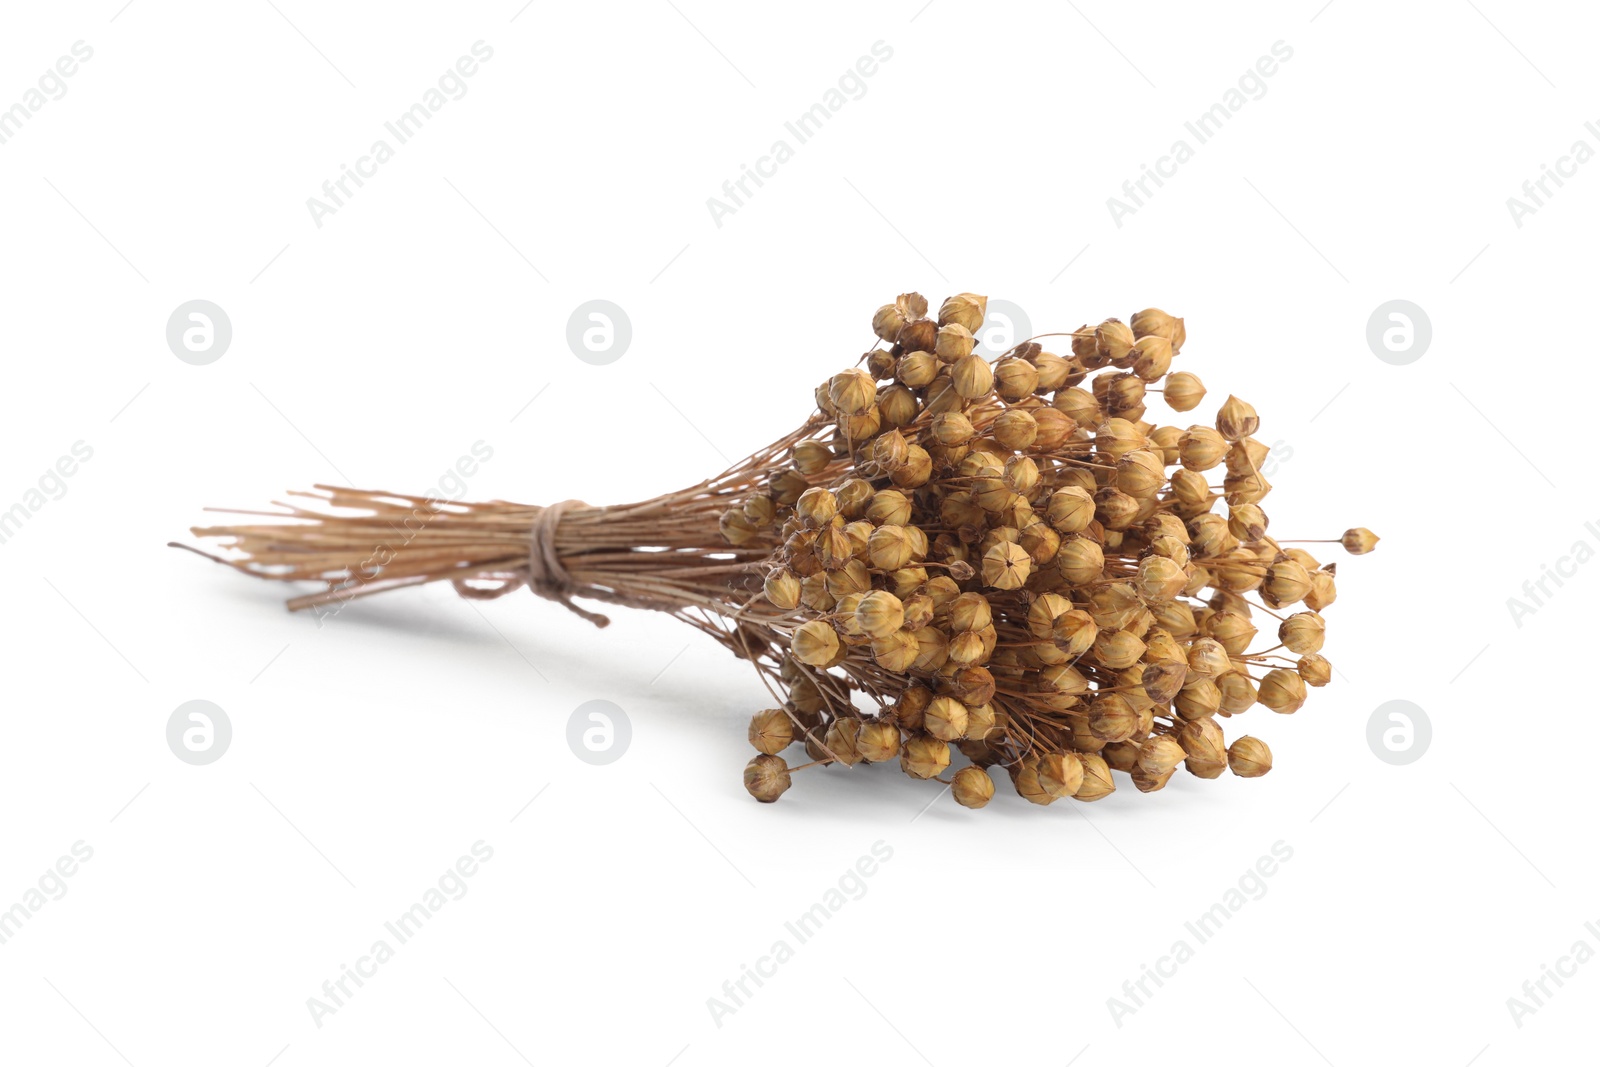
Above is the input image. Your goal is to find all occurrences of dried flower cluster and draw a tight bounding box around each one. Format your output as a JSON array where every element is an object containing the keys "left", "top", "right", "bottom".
[{"left": 183, "top": 292, "right": 1376, "bottom": 811}]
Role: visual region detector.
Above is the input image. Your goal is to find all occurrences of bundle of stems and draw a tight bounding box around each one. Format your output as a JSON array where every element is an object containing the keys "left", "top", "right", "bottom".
[{"left": 180, "top": 292, "right": 1376, "bottom": 808}]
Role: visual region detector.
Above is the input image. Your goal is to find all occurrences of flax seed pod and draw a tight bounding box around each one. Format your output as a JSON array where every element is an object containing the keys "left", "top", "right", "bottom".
[
  {"left": 1204, "top": 611, "right": 1257, "bottom": 656},
  {"left": 924, "top": 696, "right": 969, "bottom": 742},
  {"left": 1279, "top": 612, "right": 1325, "bottom": 654},
  {"left": 963, "top": 701, "right": 997, "bottom": 741},
  {"left": 1095, "top": 319, "right": 1135, "bottom": 365},
  {"left": 829, "top": 369, "right": 877, "bottom": 417},
  {"left": 1262, "top": 560, "right": 1312, "bottom": 608},
  {"left": 867, "top": 525, "right": 914, "bottom": 570},
  {"left": 1057, "top": 537, "right": 1105, "bottom": 584},
  {"left": 1215, "top": 670, "right": 1257, "bottom": 715},
  {"left": 744, "top": 755, "right": 792, "bottom": 802},
  {"left": 1137, "top": 734, "right": 1186, "bottom": 776},
  {"left": 1305, "top": 570, "right": 1337, "bottom": 611},
  {"left": 1216, "top": 395, "right": 1259, "bottom": 441},
  {"left": 1179, "top": 426, "right": 1229, "bottom": 471},
  {"left": 1227, "top": 736, "right": 1272, "bottom": 777},
  {"left": 1298, "top": 653, "right": 1332, "bottom": 687},
  {"left": 1179, "top": 717, "right": 1228, "bottom": 778},
  {"left": 938, "top": 294, "right": 986, "bottom": 334},
  {"left": 791, "top": 619, "right": 840, "bottom": 666},
  {"left": 1074, "top": 753, "right": 1116, "bottom": 801},
  {"left": 1258, "top": 668, "right": 1307, "bottom": 713},
  {"left": 993, "top": 409, "right": 1039, "bottom": 451},
  {"left": 855, "top": 720, "right": 901, "bottom": 764},
  {"left": 952, "top": 765, "right": 995, "bottom": 808},
  {"left": 1047, "top": 487, "right": 1096, "bottom": 533},
  {"left": 1163, "top": 371, "right": 1205, "bottom": 412},
  {"left": 900, "top": 735, "right": 951, "bottom": 779},
  {"left": 764, "top": 569, "right": 801, "bottom": 611},
  {"left": 824, "top": 718, "right": 863, "bottom": 766},
  {"left": 1342, "top": 527, "right": 1380, "bottom": 554},
  {"left": 994, "top": 358, "right": 1039, "bottom": 401},
  {"left": 873, "top": 303, "right": 907, "bottom": 343},
  {"left": 898, "top": 317, "right": 937, "bottom": 353},
  {"left": 748, "top": 709, "right": 795, "bottom": 755},
  {"left": 952, "top": 354, "right": 995, "bottom": 399},
  {"left": 1131, "top": 335, "right": 1173, "bottom": 381},
  {"left": 897, "top": 350, "right": 939, "bottom": 389}
]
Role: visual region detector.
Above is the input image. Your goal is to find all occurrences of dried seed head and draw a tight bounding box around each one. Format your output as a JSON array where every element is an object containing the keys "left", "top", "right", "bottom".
[
  {"left": 1227, "top": 736, "right": 1272, "bottom": 778},
  {"left": 791, "top": 619, "right": 841, "bottom": 666},
  {"left": 1074, "top": 753, "right": 1116, "bottom": 801},
  {"left": 1186, "top": 637, "right": 1231, "bottom": 678},
  {"left": 1089, "top": 693, "right": 1139, "bottom": 742},
  {"left": 924, "top": 695, "right": 969, "bottom": 741},
  {"left": 982, "top": 541, "right": 1032, "bottom": 591},
  {"left": 1203, "top": 611, "right": 1257, "bottom": 656},
  {"left": 1179, "top": 425, "right": 1230, "bottom": 471},
  {"left": 963, "top": 701, "right": 997, "bottom": 740},
  {"left": 900, "top": 734, "right": 951, "bottom": 779},
  {"left": 898, "top": 318, "right": 937, "bottom": 353},
  {"left": 828, "top": 369, "right": 877, "bottom": 417},
  {"left": 993, "top": 409, "right": 1039, "bottom": 452},
  {"left": 854, "top": 590, "right": 905, "bottom": 639},
  {"left": 744, "top": 495, "right": 777, "bottom": 527},
  {"left": 1262, "top": 560, "right": 1312, "bottom": 608},
  {"left": 824, "top": 717, "right": 863, "bottom": 766},
  {"left": 1341, "top": 527, "right": 1380, "bottom": 554},
  {"left": 1162, "top": 371, "right": 1206, "bottom": 412},
  {"left": 952, "top": 353, "right": 995, "bottom": 399},
  {"left": 1046, "top": 487, "right": 1096, "bottom": 534},
  {"left": 1095, "top": 417, "right": 1146, "bottom": 458},
  {"left": 934, "top": 322, "right": 976, "bottom": 363},
  {"left": 1216, "top": 395, "right": 1259, "bottom": 441},
  {"left": 764, "top": 569, "right": 801, "bottom": 611},
  {"left": 872, "top": 304, "right": 906, "bottom": 343},
  {"left": 1258, "top": 668, "right": 1307, "bottom": 713},
  {"left": 1137, "top": 734, "right": 1186, "bottom": 775},
  {"left": 866, "top": 488, "right": 913, "bottom": 527},
  {"left": 994, "top": 357, "right": 1040, "bottom": 401},
  {"left": 1305, "top": 570, "right": 1337, "bottom": 611},
  {"left": 1215, "top": 670, "right": 1257, "bottom": 715},
  {"left": 1279, "top": 611, "right": 1326, "bottom": 654},
  {"left": 894, "top": 686, "right": 931, "bottom": 731},
  {"left": 1130, "top": 308, "right": 1185, "bottom": 351},
  {"left": 719, "top": 508, "right": 760, "bottom": 546},
  {"left": 1135, "top": 555, "right": 1188, "bottom": 604},
  {"left": 1131, "top": 335, "right": 1174, "bottom": 381},
  {"left": 748, "top": 708, "right": 795, "bottom": 755},
  {"left": 947, "top": 592, "right": 993, "bottom": 633},
  {"left": 1094, "top": 629, "right": 1147, "bottom": 670},
  {"left": 951, "top": 765, "right": 995, "bottom": 808},
  {"left": 1034, "top": 751, "right": 1084, "bottom": 799},
  {"left": 867, "top": 525, "right": 914, "bottom": 571},
  {"left": 856, "top": 720, "right": 901, "bottom": 763},
  {"left": 1095, "top": 319, "right": 1135, "bottom": 365},
  {"left": 1179, "top": 717, "right": 1228, "bottom": 778},
  {"left": 938, "top": 293, "right": 987, "bottom": 334},
  {"left": 1298, "top": 653, "right": 1332, "bottom": 687},
  {"left": 743, "top": 754, "right": 792, "bottom": 802},
  {"left": 795, "top": 487, "right": 838, "bottom": 529}
]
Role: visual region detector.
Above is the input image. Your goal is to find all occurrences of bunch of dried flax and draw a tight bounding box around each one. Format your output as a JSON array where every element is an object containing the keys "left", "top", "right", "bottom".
[{"left": 181, "top": 292, "right": 1376, "bottom": 809}]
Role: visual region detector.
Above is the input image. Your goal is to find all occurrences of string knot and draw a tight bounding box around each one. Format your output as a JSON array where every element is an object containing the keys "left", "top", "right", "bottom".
[{"left": 524, "top": 500, "right": 610, "bottom": 628}]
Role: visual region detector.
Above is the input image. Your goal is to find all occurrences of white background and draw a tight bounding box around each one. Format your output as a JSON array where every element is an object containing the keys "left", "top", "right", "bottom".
[{"left": 0, "top": 1, "right": 1591, "bottom": 1064}]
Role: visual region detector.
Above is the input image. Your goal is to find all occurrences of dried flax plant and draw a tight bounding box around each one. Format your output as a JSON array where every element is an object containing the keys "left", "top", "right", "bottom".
[{"left": 180, "top": 293, "right": 1377, "bottom": 808}]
